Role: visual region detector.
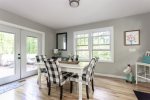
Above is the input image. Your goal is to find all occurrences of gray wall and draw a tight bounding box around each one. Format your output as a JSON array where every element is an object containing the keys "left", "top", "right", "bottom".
[
  {"left": 56, "top": 13, "right": 150, "bottom": 77},
  {"left": 0, "top": 9, "right": 56, "bottom": 57}
]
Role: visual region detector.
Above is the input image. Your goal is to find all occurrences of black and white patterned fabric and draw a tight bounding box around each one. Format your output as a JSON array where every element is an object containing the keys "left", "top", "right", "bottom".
[
  {"left": 44, "top": 60, "right": 72, "bottom": 86},
  {"left": 70, "top": 58, "right": 96, "bottom": 85},
  {"left": 91, "top": 58, "right": 98, "bottom": 79},
  {"left": 36, "top": 55, "right": 47, "bottom": 62},
  {"left": 36, "top": 55, "right": 48, "bottom": 73}
]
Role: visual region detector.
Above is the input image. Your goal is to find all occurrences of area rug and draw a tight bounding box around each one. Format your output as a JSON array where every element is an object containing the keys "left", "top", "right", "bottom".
[
  {"left": 134, "top": 90, "right": 150, "bottom": 100},
  {"left": 0, "top": 82, "right": 24, "bottom": 94}
]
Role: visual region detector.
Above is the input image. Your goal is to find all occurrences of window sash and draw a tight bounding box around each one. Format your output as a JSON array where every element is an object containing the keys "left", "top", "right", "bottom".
[{"left": 76, "top": 50, "right": 90, "bottom": 61}]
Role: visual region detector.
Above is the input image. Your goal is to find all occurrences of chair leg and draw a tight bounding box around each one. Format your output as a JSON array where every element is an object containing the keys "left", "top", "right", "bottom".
[
  {"left": 70, "top": 81, "right": 73, "bottom": 93},
  {"left": 86, "top": 85, "right": 89, "bottom": 99},
  {"left": 60, "top": 86, "right": 63, "bottom": 100},
  {"left": 46, "top": 77, "right": 49, "bottom": 87},
  {"left": 48, "top": 81, "right": 51, "bottom": 95},
  {"left": 91, "top": 79, "right": 94, "bottom": 92}
]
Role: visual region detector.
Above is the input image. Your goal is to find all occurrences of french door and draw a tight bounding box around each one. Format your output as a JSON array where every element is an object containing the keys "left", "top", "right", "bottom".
[
  {"left": 21, "top": 30, "right": 42, "bottom": 78},
  {"left": 0, "top": 24, "right": 20, "bottom": 85},
  {"left": 0, "top": 24, "right": 43, "bottom": 85}
]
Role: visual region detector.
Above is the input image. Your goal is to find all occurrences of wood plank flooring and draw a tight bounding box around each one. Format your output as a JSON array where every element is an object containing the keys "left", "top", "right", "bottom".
[{"left": 0, "top": 75, "right": 149, "bottom": 100}]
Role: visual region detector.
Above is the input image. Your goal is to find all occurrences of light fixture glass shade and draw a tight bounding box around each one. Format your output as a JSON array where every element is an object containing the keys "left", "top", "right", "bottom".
[
  {"left": 53, "top": 49, "right": 58, "bottom": 54},
  {"left": 69, "top": 0, "right": 79, "bottom": 7}
]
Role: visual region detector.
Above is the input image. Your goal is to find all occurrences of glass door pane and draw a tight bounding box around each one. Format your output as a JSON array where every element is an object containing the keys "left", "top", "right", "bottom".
[
  {"left": 0, "top": 32, "right": 15, "bottom": 78},
  {"left": 26, "top": 37, "right": 38, "bottom": 72},
  {"left": 0, "top": 24, "right": 20, "bottom": 85}
]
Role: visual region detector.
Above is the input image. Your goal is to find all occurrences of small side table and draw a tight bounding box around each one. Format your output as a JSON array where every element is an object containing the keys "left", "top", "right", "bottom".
[{"left": 135, "top": 62, "right": 150, "bottom": 84}]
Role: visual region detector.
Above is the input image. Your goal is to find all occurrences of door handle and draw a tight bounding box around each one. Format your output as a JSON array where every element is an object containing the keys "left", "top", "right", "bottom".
[{"left": 18, "top": 54, "right": 21, "bottom": 59}]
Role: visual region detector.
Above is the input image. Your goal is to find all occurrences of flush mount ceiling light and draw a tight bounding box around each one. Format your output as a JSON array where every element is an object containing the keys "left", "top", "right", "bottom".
[{"left": 69, "top": 0, "right": 80, "bottom": 8}]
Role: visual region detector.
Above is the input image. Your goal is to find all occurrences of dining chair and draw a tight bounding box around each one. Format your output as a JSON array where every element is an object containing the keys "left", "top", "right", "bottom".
[
  {"left": 44, "top": 60, "right": 73, "bottom": 100},
  {"left": 36, "top": 55, "right": 48, "bottom": 73},
  {"left": 70, "top": 58, "right": 96, "bottom": 99},
  {"left": 36, "top": 55, "right": 51, "bottom": 86}
]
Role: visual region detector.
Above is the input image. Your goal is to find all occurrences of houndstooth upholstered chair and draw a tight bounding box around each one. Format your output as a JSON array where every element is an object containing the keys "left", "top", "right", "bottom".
[
  {"left": 70, "top": 58, "right": 97, "bottom": 99},
  {"left": 44, "top": 60, "right": 73, "bottom": 100},
  {"left": 36, "top": 55, "right": 48, "bottom": 73}
]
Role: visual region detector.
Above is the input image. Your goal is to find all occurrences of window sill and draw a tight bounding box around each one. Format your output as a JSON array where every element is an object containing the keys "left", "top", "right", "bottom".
[{"left": 79, "top": 59, "right": 114, "bottom": 63}]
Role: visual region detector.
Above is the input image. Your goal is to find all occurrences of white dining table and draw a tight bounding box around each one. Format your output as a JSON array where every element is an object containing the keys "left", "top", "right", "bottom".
[{"left": 36, "top": 61, "right": 89, "bottom": 100}]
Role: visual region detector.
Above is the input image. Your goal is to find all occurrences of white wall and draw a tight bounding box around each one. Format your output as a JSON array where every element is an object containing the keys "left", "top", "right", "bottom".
[
  {"left": 0, "top": 9, "right": 56, "bottom": 57},
  {"left": 56, "top": 12, "right": 150, "bottom": 78}
]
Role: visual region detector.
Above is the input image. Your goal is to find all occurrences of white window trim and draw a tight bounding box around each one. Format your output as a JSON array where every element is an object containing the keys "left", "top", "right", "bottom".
[{"left": 73, "top": 27, "right": 114, "bottom": 63}]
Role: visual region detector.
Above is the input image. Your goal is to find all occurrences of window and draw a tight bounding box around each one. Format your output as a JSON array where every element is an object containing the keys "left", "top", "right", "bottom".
[{"left": 74, "top": 27, "right": 114, "bottom": 62}]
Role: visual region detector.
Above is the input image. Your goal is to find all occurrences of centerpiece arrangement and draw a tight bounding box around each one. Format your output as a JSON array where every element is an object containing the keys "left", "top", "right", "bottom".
[{"left": 59, "top": 52, "right": 79, "bottom": 64}]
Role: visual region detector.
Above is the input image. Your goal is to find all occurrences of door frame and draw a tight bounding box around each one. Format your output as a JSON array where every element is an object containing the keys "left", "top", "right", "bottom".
[{"left": 0, "top": 20, "right": 45, "bottom": 85}]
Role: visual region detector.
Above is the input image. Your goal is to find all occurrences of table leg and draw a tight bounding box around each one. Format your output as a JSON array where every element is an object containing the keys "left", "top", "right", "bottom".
[
  {"left": 78, "top": 73, "right": 82, "bottom": 100},
  {"left": 144, "top": 66, "right": 146, "bottom": 82},
  {"left": 37, "top": 67, "right": 41, "bottom": 88},
  {"left": 136, "top": 64, "right": 138, "bottom": 84}
]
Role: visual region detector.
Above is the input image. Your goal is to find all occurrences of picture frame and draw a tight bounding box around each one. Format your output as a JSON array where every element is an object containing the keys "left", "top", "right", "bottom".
[{"left": 124, "top": 30, "right": 140, "bottom": 46}]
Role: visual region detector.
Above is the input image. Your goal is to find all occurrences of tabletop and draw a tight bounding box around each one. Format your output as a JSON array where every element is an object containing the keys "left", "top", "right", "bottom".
[
  {"left": 59, "top": 62, "right": 89, "bottom": 69},
  {"left": 35, "top": 61, "right": 89, "bottom": 69}
]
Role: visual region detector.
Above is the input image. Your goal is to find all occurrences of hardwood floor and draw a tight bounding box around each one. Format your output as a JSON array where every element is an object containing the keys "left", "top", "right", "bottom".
[{"left": 0, "top": 75, "right": 149, "bottom": 100}]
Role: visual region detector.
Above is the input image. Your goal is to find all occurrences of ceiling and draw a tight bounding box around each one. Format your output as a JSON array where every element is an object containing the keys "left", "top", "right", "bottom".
[{"left": 0, "top": 0, "right": 150, "bottom": 30}]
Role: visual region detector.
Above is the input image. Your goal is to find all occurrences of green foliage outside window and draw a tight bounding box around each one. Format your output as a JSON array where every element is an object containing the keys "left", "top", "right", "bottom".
[
  {"left": 0, "top": 32, "right": 14, "bottom": 54},
  {"left": 27, "top": 37, "right": 38, "bottom": 54}
]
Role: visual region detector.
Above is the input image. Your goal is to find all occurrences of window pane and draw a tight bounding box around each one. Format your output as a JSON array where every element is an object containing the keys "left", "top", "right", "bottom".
[
  {"left": 76, "top": 33, "right": 88, "bottom": 38},
  {"left": 77, "top": 51, "right": 89, "bottom": 60},
  {"left": 0, "top": 32, "right": 15, "bottom": 78},
  {"left": 93, "top": 37, "right": 99, "bottom": 44},
  {"left": 100, "top": 31, "right": 110, "bottom": 36},
  {"left": 77, "top": 46, "right": 88, "bottom": 50},
  {"left": 26, "top": 37, "right": 38, "bottom": 72},
  {"left": 93, "top": 32, "right": 99, "bottom": 36},
  {"left": 93, "top": 51, "right": 111, "bottom": 61},
  {"left": 93, "top": 45, "right": 110, "bottom": 50},
  {"left": 93, "top": 36, "right": 110, "bottom": 45},
  {"left": 77, "top": 37, "right": 88, "bottom": 45},
  {"left": 99, "top": 36, "right": 110, "bottom": 44},
  {"left": 93, "top": 31, "right": 110, "bottom": 36}
]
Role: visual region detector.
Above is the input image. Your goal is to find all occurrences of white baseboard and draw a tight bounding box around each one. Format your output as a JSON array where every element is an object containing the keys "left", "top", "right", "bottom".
[{"left": 95, "top": 73, "right": 126, "bottom": 79}]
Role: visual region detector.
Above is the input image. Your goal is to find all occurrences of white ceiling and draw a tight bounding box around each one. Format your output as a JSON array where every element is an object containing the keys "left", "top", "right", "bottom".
[{"left": 0, "top": 0, "right": 150, "bottom": 29}]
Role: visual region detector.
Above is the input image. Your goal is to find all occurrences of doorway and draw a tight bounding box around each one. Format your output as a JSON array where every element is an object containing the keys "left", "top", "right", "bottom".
[{"left": 0, "top": 24, "right": 43, "bottom": 85}]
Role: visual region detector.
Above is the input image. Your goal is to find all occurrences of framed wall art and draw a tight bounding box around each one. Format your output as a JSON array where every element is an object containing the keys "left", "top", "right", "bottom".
[{"left": 124, "top": 30, "right": 140, "bottom": 46}]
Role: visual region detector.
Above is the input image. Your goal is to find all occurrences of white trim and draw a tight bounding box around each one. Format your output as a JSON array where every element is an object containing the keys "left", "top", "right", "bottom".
[
  {"left": 94, "top": 72, "right": 126, "bottom": 79},
  {"left": 74, "top": 27, "right": 113, "bottom": 34},
  {"left": 110, "top": 27, "right": 114, "bottom": 63},
  {"left": 73, "top": 33, "right": 76, "bottom": 55},
  {"left": 42, "top": 32, "right": 45, "bottom": 55},
  {"left": 0, "top": 20, "right": 45, "bottom": 55}
]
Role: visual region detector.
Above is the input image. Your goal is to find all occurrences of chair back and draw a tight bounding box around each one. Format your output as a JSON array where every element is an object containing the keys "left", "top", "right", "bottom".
[
  {"left": 85, "top": 58, "right": 96, "bottom": 83},
  {"left": 36, "top": 55, "right": 47, "bottom": 62},
  {"left": 44, "top": 60, "right": 62, "bottom": 85}
]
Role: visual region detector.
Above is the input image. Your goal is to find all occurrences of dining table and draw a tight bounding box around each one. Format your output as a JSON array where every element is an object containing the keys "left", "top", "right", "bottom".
[{"left": 36, "top": 61, "right": 89, "bottom": 100}]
